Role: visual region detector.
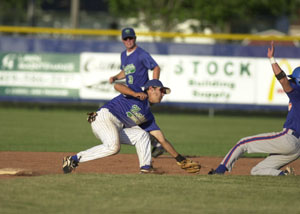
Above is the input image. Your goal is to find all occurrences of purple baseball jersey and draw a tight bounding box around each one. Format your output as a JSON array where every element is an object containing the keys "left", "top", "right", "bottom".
[
  {"left": 120, "top": 46, "right": 158, "bottom": 87},
  {"left": 99, "top": 85, "right": 160, "bottom": 132},
  {"left": 283, "top": 82, "right": 300, "bottom": 134}
]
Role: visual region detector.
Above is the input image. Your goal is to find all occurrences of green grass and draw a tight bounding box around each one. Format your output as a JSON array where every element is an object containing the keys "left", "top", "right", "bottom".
[
  {"left": 0, "top": 106, "right": 285, "bottom": 156},
  {"left": 1, "top": 106, "right": 297, "bottom": 214},
  {"left": 0, "top": 174, "right": 300, "bottom": 214}
]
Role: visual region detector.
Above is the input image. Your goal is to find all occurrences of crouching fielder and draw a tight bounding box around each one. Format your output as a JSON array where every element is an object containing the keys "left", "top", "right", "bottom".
[
  {"left": 209, "top": 41, "right": 300, "bottom": 176},
  {"left": 62, "top": 80, "right": 200, "bottom": 174}
]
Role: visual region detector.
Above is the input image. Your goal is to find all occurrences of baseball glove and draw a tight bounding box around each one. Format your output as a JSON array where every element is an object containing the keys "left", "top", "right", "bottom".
[
  {"left": 87, "top": 112, "right": 98, "bottom": 123},
  {"left": 177, "top": 159, "right": 201, "bottom": 173}
]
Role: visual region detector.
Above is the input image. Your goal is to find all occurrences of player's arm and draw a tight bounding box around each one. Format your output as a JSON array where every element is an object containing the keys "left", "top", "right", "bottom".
[
  {"left": 268, "top": 41, "right": 293, "bottom": 93},
  {"left": 114, "top": 83, "right": 147, "bottom": 100},
  {"left": 150, "top": 129, "right": 201, "bottom": 173},
  {"left": 152, "top": 65, "right": 160, "bottom": 79},
  {"left": 109, "top": 70, "right": 126, "bottom": 84},
  {"left": 141, "top": 52, "right": 160, "bottom": 79},
  {"left": 149, "top": 130, "right": 178, "bottom": 157}
]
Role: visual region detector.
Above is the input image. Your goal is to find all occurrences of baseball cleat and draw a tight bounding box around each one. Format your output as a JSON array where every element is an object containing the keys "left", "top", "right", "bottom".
[
  {"left": 140, "top": 165, "right": 164, "bottom": 174},
  {"left": 151, "top": 146, "right": 165, "bottom": 158},
  {"left": 62, "top": 156, "right": 79, "bottom": 174},
  {"left": 208, "top": 168, "right": 224, "bottom": 175},
  {"left": 283, "top": 166, "right": 295, "bottom": 175}
]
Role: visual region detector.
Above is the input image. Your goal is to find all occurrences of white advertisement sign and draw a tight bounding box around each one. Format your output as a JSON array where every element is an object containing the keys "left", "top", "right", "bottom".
[
  {"left": 157, "top": 55, "right": 299, "bottom": 106},
  {"left": 79, "top": 52, "right": 300, "bottom": 106},
  {"left": 80, "top": 53, "right": 121, "bottom": 99},
  {"left": 158, "top": 55, "right": 255, "bottom": 104}
]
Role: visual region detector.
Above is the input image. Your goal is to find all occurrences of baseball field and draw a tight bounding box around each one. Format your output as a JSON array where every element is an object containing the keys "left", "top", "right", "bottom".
[{"left": 0, "top": 106, "right": 300, "bottom": 213}]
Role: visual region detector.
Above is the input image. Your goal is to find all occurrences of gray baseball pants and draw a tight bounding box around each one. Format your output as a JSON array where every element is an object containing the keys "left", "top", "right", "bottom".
[{"left": 221, "top": 128, "right": 300, "bottom": 176}]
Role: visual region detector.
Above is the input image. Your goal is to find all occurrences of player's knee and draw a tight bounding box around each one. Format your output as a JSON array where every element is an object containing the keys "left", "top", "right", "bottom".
[
  {"left": 250, "top": 166, "right": 260, "bottom": 175},
  {"left": 107, "top": 143, "right": 120, "bottom": 155},
  {"left": 137, "top": 131, "right": 150, "bottom": 141},
  {"left": 251, "top": 166, "right": 266, "bottom": 175}
]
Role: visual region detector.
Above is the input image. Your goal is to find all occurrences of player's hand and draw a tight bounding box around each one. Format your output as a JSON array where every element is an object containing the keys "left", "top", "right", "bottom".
[
  {"left": 267, "top": 41, "right": 274, "bottom": 58},
  {"left": 109, "top": 76, "right": 116, "bottom": 84},
  {"left": 134, "top": 92, "right": 148, "bottom": 100}
]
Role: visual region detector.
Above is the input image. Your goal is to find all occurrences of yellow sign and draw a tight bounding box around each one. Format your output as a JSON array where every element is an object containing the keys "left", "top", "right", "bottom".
[{"left": 268, "top": 59, "right": 293, "bottom": 102}]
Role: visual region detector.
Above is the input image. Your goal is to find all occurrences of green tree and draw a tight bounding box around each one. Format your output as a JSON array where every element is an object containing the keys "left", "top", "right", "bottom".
[
  {"left": 193, "top": 0, "right": 300, "bottom": 32},
  {"left": 107, "top": 0, "right": 194, "bottom": 31},
  {"left": 0, "top": 0, "right": 54, "bottom": 26},
  {"left": 107, "top": 0, "right": 300, "bottom": 33}
]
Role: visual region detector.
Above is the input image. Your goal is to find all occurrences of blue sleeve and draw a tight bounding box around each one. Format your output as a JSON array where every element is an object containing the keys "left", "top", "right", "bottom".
[
  {"left": 139, "top": 52, "right": 158, "bottom": 70},
  {"left": 140, "top": 119, "right": 160, "bottom": 132},
  {"left": 120, "top": 51, "right": 125, "bottom": 70},
  {"left": 128, "top": 84, "right": 143, "bottom": 92}
]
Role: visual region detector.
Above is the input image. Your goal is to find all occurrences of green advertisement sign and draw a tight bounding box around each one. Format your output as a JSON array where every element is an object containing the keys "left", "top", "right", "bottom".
[
  {"left": 0, "top": 52, "right": 79, "bottom": 72},
  {"left": 0, "top": 52, "right": 80, "bottom": 98}
]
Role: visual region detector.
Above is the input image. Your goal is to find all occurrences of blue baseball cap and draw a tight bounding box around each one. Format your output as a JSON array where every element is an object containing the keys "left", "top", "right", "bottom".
[
  {"left": 289, "top": 67, "right": 300, "bottom": 86},
  {"left": 144, "top": 79, "right": 171, "bottom": 94},
  {"left": 122, "top": 27, "right": 136, "bottom": 39}
]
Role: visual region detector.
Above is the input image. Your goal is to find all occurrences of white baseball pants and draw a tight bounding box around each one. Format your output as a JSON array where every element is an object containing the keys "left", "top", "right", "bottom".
[{"left": 76, "top": 108, "right": 152, "bottom": 168}]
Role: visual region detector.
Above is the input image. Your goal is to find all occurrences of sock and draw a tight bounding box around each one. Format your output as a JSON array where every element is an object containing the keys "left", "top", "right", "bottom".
[
  {"left": 141, "top": 165, "right": 151, "bottom": 170},
  {"left": 71, "top": 155, "right": 79, "bottom": 162},
  {"left": 215, "top": 164, "right": 227, "bottom": 174}
]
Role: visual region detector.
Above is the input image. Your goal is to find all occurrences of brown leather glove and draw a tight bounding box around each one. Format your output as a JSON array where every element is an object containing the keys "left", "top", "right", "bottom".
[
  {"left": 87, "top": 112, "right": 98, "bottom": 123},
  {"left": 177, "top": 159, "right": 201, "bottom": 173}
]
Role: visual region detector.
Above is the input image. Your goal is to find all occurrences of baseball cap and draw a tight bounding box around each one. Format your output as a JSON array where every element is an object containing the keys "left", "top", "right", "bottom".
[
  {"left": 122, "top": 27, "right": 136, "bottom": 39},
  {"left": 289, "top": 67, "right": 300, "bottom": 86},
  {"left": 144, "top": 79, "right": 171, "bottom": 94}
]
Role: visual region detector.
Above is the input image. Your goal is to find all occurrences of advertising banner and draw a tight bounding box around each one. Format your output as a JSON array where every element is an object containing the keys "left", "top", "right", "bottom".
[
  {"left": 160, "top": 55, "right": 255, "bottom": 104},
  {"left": 1, "top": 51, "right": 299, "bottom": 108},
  {"left": 79, "top": 53, "right": 121, "bottom": 100},
  {"left": 157, "top": 55, "right": 299, "bottom": 106},
  {"left": 79, "top": 52, "right": 299, "bottom": 107},
  {"left": 0, "top": 53, "right": 80, "bottom": 98}
]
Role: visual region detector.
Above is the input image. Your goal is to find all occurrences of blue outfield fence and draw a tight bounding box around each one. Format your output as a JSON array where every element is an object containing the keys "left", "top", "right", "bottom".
[{"left": 0, "top": 35, "right": 300, "bottom": 58}]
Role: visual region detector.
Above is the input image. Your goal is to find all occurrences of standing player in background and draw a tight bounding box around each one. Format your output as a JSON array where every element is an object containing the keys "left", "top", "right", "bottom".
[
  {"left": 62, "top": 79, "right": 200, "bottom": 174},
  {"left": 209, "top": 41, "right": 300, "bottom": 176},
  {"left": 109, "top": 27, "right": 165, "bottom": 158}
]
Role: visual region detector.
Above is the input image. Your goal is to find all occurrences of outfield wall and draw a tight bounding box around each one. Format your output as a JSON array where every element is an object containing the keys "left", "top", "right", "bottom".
[{"left": 0, "top": 35, "right": 299, "bottom": 110}]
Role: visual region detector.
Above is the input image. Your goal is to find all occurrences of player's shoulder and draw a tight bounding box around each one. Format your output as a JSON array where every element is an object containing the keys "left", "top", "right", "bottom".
[
  {"left": 136, "top": 46, "right": 148, "bottom": 54},
  {"left": 121, "top": 50, "right": 127, "bottom": 56},
  {"left": 136, "top": 47, "right": 151, "bottom": 60},
  {"left": 288, "top": 82, "right": 300, "bottom": 94}
]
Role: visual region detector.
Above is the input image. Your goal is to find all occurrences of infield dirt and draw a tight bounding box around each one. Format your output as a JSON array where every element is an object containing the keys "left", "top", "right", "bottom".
[{"left": 1, "top": 151, "right": 299, "bottom": 178}]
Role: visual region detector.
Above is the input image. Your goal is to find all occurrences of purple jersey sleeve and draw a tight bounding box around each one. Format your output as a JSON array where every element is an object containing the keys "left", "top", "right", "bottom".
[
  {"left": 139, "top": 115, "right": 160, "bottom": 132},
  {"left": 139, "top": 51, "right": 158, "bottom": 70},
  {"left": 100, "top": 85, "right": 158, "bottom": 132}
]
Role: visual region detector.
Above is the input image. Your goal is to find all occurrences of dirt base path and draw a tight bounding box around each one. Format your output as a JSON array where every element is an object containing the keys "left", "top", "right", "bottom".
[{"left": 0, "top": 151, "right": 299, "bottom": 178}]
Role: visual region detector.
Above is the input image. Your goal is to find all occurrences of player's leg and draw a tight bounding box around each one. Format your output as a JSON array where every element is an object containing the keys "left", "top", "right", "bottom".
[
  {"left": 76, "top": 108, "right": 123, "bottom": 162},
  {"left": 119, "top": 126, "right": 152, "bottom": 168},
  {"left": 150, "top": 134, "right": 165, "bottom": 158},
  {"left": 124, "top": 125, "right": 164, "bottom": 158},
  {"left": 250, "top": 152, "right": 299, "bottom": 176},
  {"left": 63, "top": 108, "right": 123, "bottom": 173},
  {"left": 213, "top": 129, "right": 292, "bottom": 174},
  {"left": 251, "top": 134, "right": 300, "bottom": 176}
]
